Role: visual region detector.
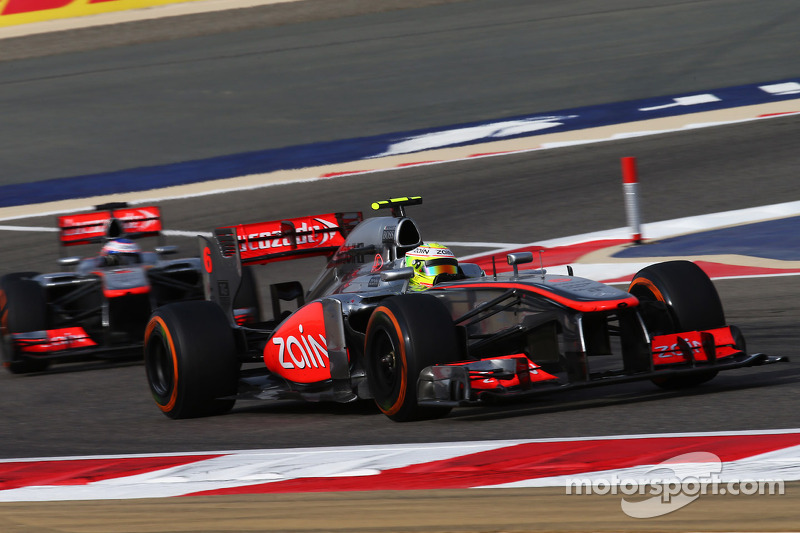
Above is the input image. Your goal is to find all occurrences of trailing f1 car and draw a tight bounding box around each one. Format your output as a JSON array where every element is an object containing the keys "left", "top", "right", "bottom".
[
  {"left": 0, "top": 203, "right": 251, "bottom": 374},
  {"left": 144, "top": 196, "right": 788, "bottom": 421}
]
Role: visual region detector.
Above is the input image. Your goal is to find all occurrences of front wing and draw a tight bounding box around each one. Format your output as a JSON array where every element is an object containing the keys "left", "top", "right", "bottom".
[
  {"left": 418, "top": 327, "right": 789, "bottom": 406},
  {"left": 8, "top": 326, "right": 143, "bottom": 362}
]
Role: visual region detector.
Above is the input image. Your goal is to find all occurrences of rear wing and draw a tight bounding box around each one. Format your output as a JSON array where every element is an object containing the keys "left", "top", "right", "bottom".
[
  {"left": 216, "top": 212, "right": 363, "bottom": 266},
  {"left": 201, "top": 212, "right": 362, "bottom": 322},
  {"left": 58, "top": 204, "right": 163, "bottom": 247}
]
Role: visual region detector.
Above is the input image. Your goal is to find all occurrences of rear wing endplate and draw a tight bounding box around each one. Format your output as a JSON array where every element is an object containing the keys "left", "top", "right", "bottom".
[{"left": 58, "top": 203, "right": 163, "bottom": 248}]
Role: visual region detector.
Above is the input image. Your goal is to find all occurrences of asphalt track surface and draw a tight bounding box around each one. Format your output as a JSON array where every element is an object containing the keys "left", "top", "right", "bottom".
[
  {"left": 0, "top": 0, "right": 798, "bottom": 469},
  {"left": 2, "top": 113, "right": 799, "bottom": 460},
  {"left": 1, "top": 0, "right": 800, "bottom": 184},
  {"left": 1, "top": 1, "right": 800, "bottom": 531}
]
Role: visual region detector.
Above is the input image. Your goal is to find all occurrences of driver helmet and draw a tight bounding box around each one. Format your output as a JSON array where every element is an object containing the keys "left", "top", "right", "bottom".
[
  {"left": 101, "top": 238, "right": 141, "bottom": 256},
  {"left": 404, "top": 242, "right": 458, "bottom": 289},
  {"left": 100, "top": 238, "right": 141, "bottom": 264}
]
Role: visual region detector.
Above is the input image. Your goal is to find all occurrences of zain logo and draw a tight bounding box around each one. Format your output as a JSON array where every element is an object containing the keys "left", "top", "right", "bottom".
[{"left": 273, "top": 325, "right": 329, "bottom": 369}]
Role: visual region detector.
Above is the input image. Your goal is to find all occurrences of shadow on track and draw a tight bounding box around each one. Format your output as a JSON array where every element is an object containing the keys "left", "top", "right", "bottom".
[{"left": 448, "top": 365, "right": 800, "bottom": 423}]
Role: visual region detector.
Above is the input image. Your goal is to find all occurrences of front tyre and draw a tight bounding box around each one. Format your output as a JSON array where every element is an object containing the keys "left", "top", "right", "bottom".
[
  {"left": 629, "top": 260, "right": 725, "bottom": 332},
  {"left": 364, "top": 294, "right": 459, "bottom": 422},
  {"left": 628, "top": 260, "right": 727, "bottom": 389},
  {"left": 145, "top": 301, "right": 239, "bottom": 418},
  {"left": 1, "top": 276, "right": 49, "bottom": 374}
]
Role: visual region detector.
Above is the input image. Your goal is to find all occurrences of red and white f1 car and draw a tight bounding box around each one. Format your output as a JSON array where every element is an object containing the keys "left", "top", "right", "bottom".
[{"left": 144, "top": 196, "right": 788, "bottom": 421}]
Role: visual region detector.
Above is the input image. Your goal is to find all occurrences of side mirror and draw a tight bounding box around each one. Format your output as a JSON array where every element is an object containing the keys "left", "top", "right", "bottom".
[
  {"left": 507, "top": 252, "right": 534, "bottom": 278},
  {"left": 58, "top": 256, "right": 81, "bottom": 267},
  {"left": 155, "top": 245, "right": 178, "bottom": 256},
  {"left": 506, "top": 252, "right": 533, "bottom": 266},
  {"left": 381, "top": 267, "right": 415, "bottom": 282}
]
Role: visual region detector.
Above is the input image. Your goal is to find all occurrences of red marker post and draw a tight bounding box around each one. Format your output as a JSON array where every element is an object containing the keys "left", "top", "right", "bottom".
[{"left": 621, "top": 157, "right": 642, "bottom": 244}]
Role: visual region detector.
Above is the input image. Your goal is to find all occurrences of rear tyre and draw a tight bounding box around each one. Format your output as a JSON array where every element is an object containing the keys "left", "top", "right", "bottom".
[
  {"left": 0, "top": 276, "right": 49, "bottom": 374},
  {"left": 628, "top": 260, "right": 727, "bottom": 389},
  {"left": 144, "top": 301, "right": 239, "bottom": 418},
  {"left": 364, "top": 294, "right": 459, "bottom": 421}
]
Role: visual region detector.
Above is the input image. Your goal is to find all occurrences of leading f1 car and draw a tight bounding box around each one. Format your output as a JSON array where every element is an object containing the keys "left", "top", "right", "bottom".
[{"left": 144, "top": 196, "right": 788, "bottom": 421}]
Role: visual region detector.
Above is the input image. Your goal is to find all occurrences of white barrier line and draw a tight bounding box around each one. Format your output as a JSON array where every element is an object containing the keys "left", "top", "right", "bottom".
[
  {"left": 0, "top": 225, "right": 55, "bottom": 232},
  {"left": 164, "top": 229, "right": 211, "bottom": 238},
  {"left": 460, "top": 199, "right": 800, "bottom": 261},
  {"left": 0, "top": 226, "right": 212, "bottom": 240}
]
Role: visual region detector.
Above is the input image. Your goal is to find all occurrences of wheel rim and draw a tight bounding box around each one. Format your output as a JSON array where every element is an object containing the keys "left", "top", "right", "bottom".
[
  {"left": 370, "top": 327, "right": 401, "bottom": 402},
  {"left": 630, "top": 284, "right": 675, "bottom": 336}
]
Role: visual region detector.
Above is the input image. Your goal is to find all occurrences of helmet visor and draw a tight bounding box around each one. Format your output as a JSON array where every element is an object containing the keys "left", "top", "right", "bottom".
[{"left": 420, "top": 258, "right": 458, "bottom": 277}]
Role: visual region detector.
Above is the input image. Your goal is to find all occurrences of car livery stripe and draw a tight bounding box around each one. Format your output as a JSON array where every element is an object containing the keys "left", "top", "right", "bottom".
[{"left": 0, "top": 431, "right": 797, "bottom": 501}]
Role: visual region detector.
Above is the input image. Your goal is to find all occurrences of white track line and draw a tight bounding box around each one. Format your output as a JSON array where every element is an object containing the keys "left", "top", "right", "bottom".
[{"left": 0, "top": 101, "right": 798, "bottom": 222}]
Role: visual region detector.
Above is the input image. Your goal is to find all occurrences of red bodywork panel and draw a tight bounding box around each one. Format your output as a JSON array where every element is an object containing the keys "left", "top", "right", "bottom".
[
  {"left": 14, "top": 327, "right": 97, "bottom": 353},
  {"left": 101, "top": 285, "right": 150, "bottom": 298},
  {"left": 218, "top": 212, "right": 362, "bottom": 266},
  {"left": 263, "top": 302, "right": 335, "bottom": 384},
  {"left": 58, "top": 206, "right": 162, "bottom": 246},
  {"left": 651, "top": 327, "right": 740, "bottom": 364},
  {"left": 458, "top": 354, "right": 559, "bottom": 390}
]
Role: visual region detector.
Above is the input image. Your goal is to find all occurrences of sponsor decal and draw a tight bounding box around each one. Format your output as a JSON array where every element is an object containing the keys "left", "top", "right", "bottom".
[
  {"left": 58, "top": 207, "right": 161, "bottom": 245},
  {"left": 651, "top": 328, "right": 739, "bottom": 365},
  {"left": 234, "top": 216, "right": 342, "bottom": 259},
  {"left": 15, "top": 327, "right": 97, "bottom": 352},
  {"left": 58, "top": 213, "right": 111, "bottom": 243},
  {"left": 114, "top": 207, "right": 161, "bottom": 233},
  {"left": 273, "top": 325, "right": 328, "bottom": 370},
  {"left": 371, "top": 254, "right": 383, "bottom": 272},
  {"left": 217, "top": 280, "right": 229, "bottom": 298},
  {"left": 263, "top": 302, "right": 331, "bottom": 384}
]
